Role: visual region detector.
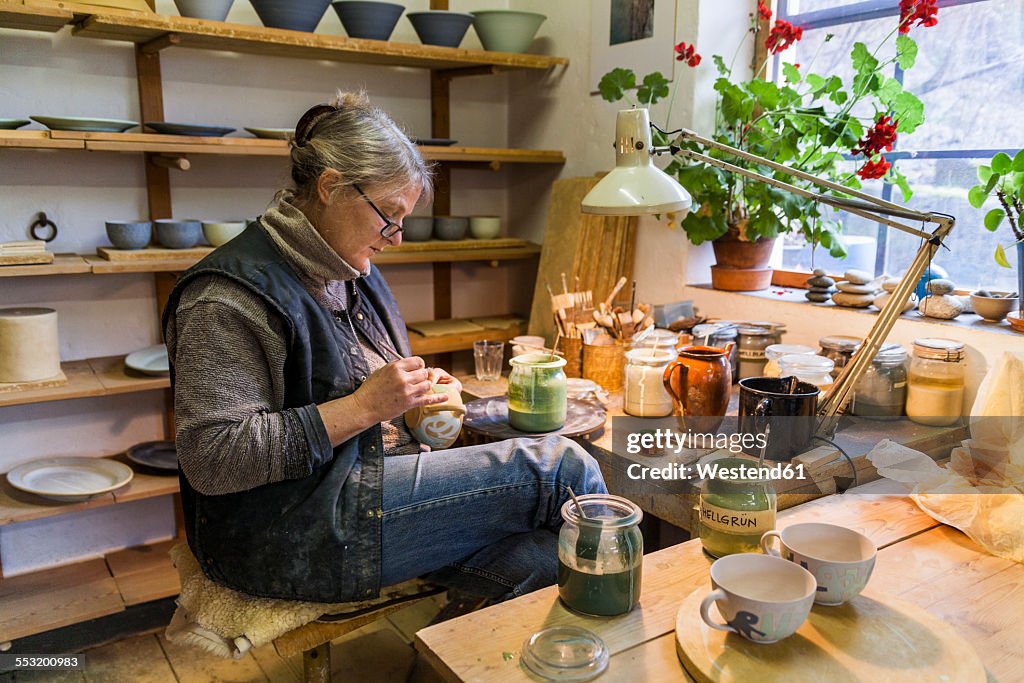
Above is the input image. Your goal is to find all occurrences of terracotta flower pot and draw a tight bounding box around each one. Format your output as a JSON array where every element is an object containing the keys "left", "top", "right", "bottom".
[{"left": 710, "top": 222, "right": 776, "bottom": 291}]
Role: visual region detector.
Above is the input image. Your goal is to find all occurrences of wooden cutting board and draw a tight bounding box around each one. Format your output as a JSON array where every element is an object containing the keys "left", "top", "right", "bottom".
[
  {"left": 675, "top": 587, "right": 986, "bottom": 683},
  {"left": 97, "top": 246, "right": 213, "bottom": 261}
]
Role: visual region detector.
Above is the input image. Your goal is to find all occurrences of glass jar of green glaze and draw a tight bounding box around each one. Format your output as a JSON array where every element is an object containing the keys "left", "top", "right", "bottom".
[
  {"left": 508, "top": 352, "right": 567, "bottom": 432},
  {"left": 558, "top": 494, "right": 643, "bottom": 617},
  {"left": 698, "top": 457, "right": 777, "bottom": 558}
]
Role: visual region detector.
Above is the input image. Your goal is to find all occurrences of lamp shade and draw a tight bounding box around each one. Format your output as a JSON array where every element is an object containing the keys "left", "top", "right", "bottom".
[{"left": 581, "top": 108, "right": 692, "bottom": 216}]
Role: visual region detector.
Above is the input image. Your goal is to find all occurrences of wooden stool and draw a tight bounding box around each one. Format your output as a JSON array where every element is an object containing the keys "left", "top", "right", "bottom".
[{"left": 271, "top": 581, "right": 445, "bottom": 683}]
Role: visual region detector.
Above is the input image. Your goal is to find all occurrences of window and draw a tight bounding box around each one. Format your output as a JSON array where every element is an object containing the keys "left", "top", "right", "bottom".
[{"left": 776, "top": 0, "right": 1023, "bottom": 291}]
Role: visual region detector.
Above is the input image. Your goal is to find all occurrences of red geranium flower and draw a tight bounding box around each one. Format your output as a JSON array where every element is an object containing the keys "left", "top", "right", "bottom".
[
  {"left": 757, "top": 0, "right": 772, "bottom": 21},
  {"left": 765, "top": 19, "right": 804, "bottom": 54},
  {"left": 898, "top": 0, "right": 938, "bottom": 34},
  {"left": 857, "top": 156, "right": 891, "bottom": 180},
  {"left": 674, "top": 41, "right": 702, "bottom": 68},
  {"left": 853, "top": 114, "right": 899, "bottom": 157}
]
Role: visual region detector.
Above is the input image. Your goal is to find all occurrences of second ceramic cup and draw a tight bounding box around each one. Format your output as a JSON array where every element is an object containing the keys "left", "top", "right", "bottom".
[
  {"left": 434, "top": 216, "right": 468, "bottom": 240},
  {"left": 469, "top": 215, "right": 501, "bottom": 239},
  {"left": 761, "top": 522, "right": 877, "bottom": 605},
  {"left": 699, "top": 553, "right": 816, "bottom": 644},
  {"left": 155, "top": 219, "right": 202, "bottom": 249}
]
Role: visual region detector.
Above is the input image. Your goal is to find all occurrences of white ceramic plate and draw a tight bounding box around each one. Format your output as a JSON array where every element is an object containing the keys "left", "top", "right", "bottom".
[
  {"left": 7, "top": 457, "right": 134, "bottom": 502},
  {"left": 125, "top": 344, "right": 169, "bottom": 376}
]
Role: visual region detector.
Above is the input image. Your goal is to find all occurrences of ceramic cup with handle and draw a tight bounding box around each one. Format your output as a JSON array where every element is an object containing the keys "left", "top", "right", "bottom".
[
  {"left": 760, "top": 522, "right": 877, "bottom": 606},
  {"left": 699, "top": 553, "right": 816, "bottom": 644}
]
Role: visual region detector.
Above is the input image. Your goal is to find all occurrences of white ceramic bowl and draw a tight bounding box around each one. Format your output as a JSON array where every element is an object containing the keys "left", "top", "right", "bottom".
[
  {"left": 202, "top": 220, "right": 247, "bottom": 246},
  {"left": 469, "top": 216, "right": 501, "bottom": 239}
]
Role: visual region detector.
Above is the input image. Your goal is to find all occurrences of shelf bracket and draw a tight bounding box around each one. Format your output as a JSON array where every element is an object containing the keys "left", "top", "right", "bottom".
[
  {"left": 435, "top": 65, "right": 499, "bottom": 81},
  {"left": 141, "top": 32, "right": 181, "bottom": 54},
  {"left": 151, "top": 154, "right": 190, "bottom": 171}
]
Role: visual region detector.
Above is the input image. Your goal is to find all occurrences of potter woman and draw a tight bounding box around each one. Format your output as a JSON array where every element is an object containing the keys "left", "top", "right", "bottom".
[{"left": 164, "top": 92, "right": 606, "bottom": 603}]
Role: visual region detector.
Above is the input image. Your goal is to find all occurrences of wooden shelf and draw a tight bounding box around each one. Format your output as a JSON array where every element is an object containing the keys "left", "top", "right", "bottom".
[
  {"left": 374, "top": 239, "right": 541, "bottom": 265},
  {"left": 407, "top": 318, "right": 527, "bottom": 356},
  {"left": 0, "top": 253, "right": 91, "bottom": 277},
  {"left": 0, "top": 539, "right": 179, "bottom": 642},
  {"left": 0, "top": 355, "right": 168, "bottom": 409},
  {"left": 0, "top": 2, "right": 73, "bottom": 32},
  {"left": 72, "top": 11, "right": 568, "bottom": 71}
]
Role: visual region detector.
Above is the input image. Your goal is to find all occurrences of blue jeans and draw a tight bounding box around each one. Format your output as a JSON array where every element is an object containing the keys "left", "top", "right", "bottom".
[{"left": 380, "top": 435, "right": 608, "bottom": 600}]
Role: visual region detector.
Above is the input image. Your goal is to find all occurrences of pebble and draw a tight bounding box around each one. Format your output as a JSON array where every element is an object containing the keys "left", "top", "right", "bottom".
[
  {"left": 836, "top": 281, "right": 880, "bottom": 295},
  {"left": 806, "top": 291, "right": 834, "bottom": 303},
  {"left": 844, "top": 269, "right": 874, "bottom": 285},
  {"left": 806, "top": 275, "right": 835, "bottom": 289},
  {"left": 873, "top": 291, "right": 917, "bottom": 313},
  {"left": 926, "top": 279, "right": 956, "bottom": 296},
  {"left": 880, "top": 277, "right": 901, "bottom": 293},
  {"left": 832, "top": 291, "right": 876, "bottom": 308},
  {"left": 919, "top": 294, "right": 964, "bottom": 319}
]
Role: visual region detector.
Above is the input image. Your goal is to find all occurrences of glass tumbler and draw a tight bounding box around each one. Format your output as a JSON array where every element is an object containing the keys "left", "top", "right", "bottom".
[{"left": 473, "top": 340, "right": 504, "bottom": 381}]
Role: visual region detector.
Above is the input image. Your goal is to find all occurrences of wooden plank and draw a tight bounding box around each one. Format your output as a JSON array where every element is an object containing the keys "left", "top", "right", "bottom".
[
  {"left": 432, "top": 262, "right": 452, "bottom": 320},
  {"left": 374, "top": 244, "right": 541, "bottom": 265},
  {"left": 0, "top": 251, "right": 54, "bottom": 266},
  {"left": 82, "top": 634, "right": 178, "bottom": 683},
  {"left": 111, "top": 559, "right": 179, "bottom": 605},
  {"left": 105, "top": 539, "right": 176, "bottom": 578},
  {"left": 0, "top": 369, "right": 67, "bottom": 395},
  {"left": 0, "top": 559, "right": 124, "bottom": 642},
  {"left": 0, "top": 130, "right": 85, "bottom": 150},
  {"left": 74, "top": 12, "right": 568, "bottom": 71},
  {"left": 0, "top": 253, "right": 91, "bottom": 277},
  {"left": 0, "top": 1, "right": 73, "bottom": 31},
  {"left": 96, "top": 245, "right": 212, "bottom": 261},
  {"left": 407, "top": 320, "right": 526, "bottom": 356},
  {"left": 0, "top": 477, "right": 115, "bottom": 527},
  {"left": 250, "top": 641, "right": 303, "bottom": 683},
  {"left": 159, "top": 631, "right": 271, "bottom": 682},
  {"left": 0, "top": 359, "right": 101, "bottom": 408},
  {"left": 87, "top": 355, "right": 169, "bottom": 394},
  {"left": 85, "top": 254, "right": 198, "bottom": 273},
  {"left": 109, "top": 466, "right": 178, "bottom": 504},
  {"left": 385, "top": 238, "right": 530, "bottom": 253}
]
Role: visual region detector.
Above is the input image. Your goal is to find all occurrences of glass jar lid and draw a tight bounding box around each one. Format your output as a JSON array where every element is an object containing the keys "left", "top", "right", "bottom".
[
  {"left": 625, "top": 348, "right": 674, "bottom": 366},
  {"left": 736, "top": 325, "right": 773, "bottom": 336},
  {"left": 819, "top": 335, "right": 862, "bottom": 351},
  {"left": 561, "top": 493, "right": 642, "bottom": 529},
  {"left": 521, "top": 626, "right": 609, "bottom": 681},
  {"left": 872, "top": 343, "right": 908, "bottom": 363},
  {"left": 913, "top": 338, "right": 965, "bottom": 361},
  {"left": 693, "top": 322, "right": 737, "bottom": 340},
  {"left": 779, "top": 354, "right": 835, "bottom": 374},
  {"left": 510, "top": 351, "right": 567, "bottom": 369},
  {"left": 765, "top": 344, "right": 816, "bottom": 361}
]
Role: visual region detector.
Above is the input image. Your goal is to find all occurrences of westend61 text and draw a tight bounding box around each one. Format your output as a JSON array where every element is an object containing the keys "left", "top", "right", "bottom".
[
  {"left": 627, "top": 462, "right": 807, "bottom": 482},
  {"left": 625, "top": 429, "right": 769, "bottom": 455}
]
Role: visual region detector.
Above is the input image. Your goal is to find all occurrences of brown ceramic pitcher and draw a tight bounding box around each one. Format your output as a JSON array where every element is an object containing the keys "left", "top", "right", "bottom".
[{"left": 662, "top": 344, "right": 736, "bottom": 433}]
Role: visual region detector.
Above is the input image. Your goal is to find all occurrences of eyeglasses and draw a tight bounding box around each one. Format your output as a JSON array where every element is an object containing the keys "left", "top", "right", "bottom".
[{"left": 354, "top": 183, "right": 403, "bottom": 239}]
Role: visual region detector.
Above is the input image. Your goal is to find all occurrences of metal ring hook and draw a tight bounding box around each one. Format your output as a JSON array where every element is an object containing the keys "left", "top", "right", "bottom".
[{"left": 29, "top": 212, "right": 58, "bottom": 243}]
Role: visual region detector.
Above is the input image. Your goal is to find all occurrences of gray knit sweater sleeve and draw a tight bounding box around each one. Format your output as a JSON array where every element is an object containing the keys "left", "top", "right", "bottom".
[{"left": 167, "top": 275, "right": 333, "bottom": 496}]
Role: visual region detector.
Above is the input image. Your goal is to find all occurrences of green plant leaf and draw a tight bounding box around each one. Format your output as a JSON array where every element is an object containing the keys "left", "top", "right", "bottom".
[
  {"left": 892, "top": 91, "right": 924, "bottom": 133},
  {"left": 1008, "top": 171, "right": 1024, "bottom": 193},
  {"left": 968, "top": 185, "right": 989, "bottom": 209},
  {"left": 985, "top": 172, "right": 1001, "bottom": 193},
  {"left": 877, "top": 77, "right": 903, "bottom": 108},
  {"left": 896, "top": 35, "right": 918, "bottom": 70},
  {"left": 995, "top": 244, "right": 1012, "bottom": 268},
  {"left": 851, "top": 42, "right": 878, "bottom": 75},
  {"left": 892, "top": 170, "right": 913, "bottom": 202},
  {"left": 985, "top": 208, "right": 1006, "bottom": 231},
  {"left": 978, "top": 165, "right": 992, "bottom": 184},
  {"left": 637, "top": 71, "right": 670, "bottom": 105},
  {"left": 713, "top": 54, "right": 729, "bottom": 76},
  {"left": 748, "top": 79, "right": 782, "bottom": 109},
  {"left": 598, "top": 68, "right": 636, "bottom": 102},
  {"left": 782, "top": 62, "right": 801, "bottom": 84},
  {"left": 1013, "top": 149, "right": 1024, "bottom": 172},
  {"left": 992, "top": 152, "right": 1013, "bottom": 174}
]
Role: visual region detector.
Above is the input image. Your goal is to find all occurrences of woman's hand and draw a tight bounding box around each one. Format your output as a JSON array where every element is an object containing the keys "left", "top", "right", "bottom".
[
  {"left": 427, "top": 367, "right": 463, "bottom": 395},
  {"left": 353, "top": 356, "right": 450, "bottom": 423}
]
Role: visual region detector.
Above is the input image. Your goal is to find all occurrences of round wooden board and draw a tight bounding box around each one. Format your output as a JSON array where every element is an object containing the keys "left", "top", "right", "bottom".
[
  {"left": 675, "top": 587, "right": 986, "bottom": 683},
  {"left": 463, "top": 396, "right": 606, "bottom": 441}
]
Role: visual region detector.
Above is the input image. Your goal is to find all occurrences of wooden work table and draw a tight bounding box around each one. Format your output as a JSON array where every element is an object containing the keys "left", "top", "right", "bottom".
[{"left": 415, "top": 478, "right": 1022, "bottom": 681}]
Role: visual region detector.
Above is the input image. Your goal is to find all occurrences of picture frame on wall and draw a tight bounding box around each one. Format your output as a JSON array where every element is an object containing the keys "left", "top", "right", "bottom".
[{"left": 590, "top": 0, "right": 678, "bottom": 94}]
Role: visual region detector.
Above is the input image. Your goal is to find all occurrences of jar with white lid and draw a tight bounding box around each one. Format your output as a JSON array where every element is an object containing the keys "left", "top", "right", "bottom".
[
  {"left": 850, "top": 344, "right": 908, "bottom": 418},
  {"left": 906, "top": 338, "right": 965, "bottom": 426},
  {"left": 778, "top": 354, "right": 835, "bottom": 394},
  {"left": 623, "top": 348, "right": 675, "bottom": 417},
  {"left": 763, "top": 344, "right": 816, "bottom": 377},
  {"left": 819, "top": 335, "right": 862, "bottom": 378}
]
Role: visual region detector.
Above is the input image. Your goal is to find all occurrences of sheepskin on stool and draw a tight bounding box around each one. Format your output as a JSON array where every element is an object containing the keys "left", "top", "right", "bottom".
[{"left": 165, "top": 543, "right": 443, "bottom": 660}]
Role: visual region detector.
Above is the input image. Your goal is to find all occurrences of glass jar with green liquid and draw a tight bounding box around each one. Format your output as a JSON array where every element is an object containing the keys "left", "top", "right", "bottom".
[
  {"left": 698, "top": 457, "right": 777, "bottom": 557},
  {"left": 508, "top": 352, "right": 567, "bottom": 432}
]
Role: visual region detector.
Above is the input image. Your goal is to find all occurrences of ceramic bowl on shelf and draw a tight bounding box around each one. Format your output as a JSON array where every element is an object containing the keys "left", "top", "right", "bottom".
[
  {"left": 173, "top": 0, "right": 234, "bottom": 21},
  {"left": 970, "top": 291, "right": 1019, "bottom": 322},
  {"left": 470, "top": 10, "right": 546, "bottom": 53},
  {"left": 1007, "top": 311, "right": 1024, "bottom": 333},
  {"left": 406, "top": 10, "right": 473, "bottom": 48},
  {"left": 402, "top": 215, "right": 434, "bottom": 242},
  {"left": 250, "top": 0, "right": 331, "bottom": 32},
  {"left": 0, "top": 118, "right": 30, "bottom": 130},
  {"left": 433, "top": 216, "right": 468, "bottom": 241},
  {"left": 332, "top": 1, "right": 404, "bottom": 40},
  {"left": 155, "top": 219, "right": 202, "bottom": 249},
  {"left": 469, "top": 216, "right": 501, "bottom": 240},
  {"left": 106, "top": 220, "right": 152, "bottom": 250},
  {"left": 202, "top": 220, "right": 247, "bottom": 246}
]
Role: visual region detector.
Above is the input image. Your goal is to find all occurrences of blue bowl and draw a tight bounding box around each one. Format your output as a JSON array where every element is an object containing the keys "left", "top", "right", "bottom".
[
  {"left": 251, "top": 0, "right": 331, "bottom": 32},
  {"left": 332, "top": 1, "right": 404, "bottom": 40},
  {"left": 407, "top": 11, "right": 473, "bottom": 48},
  {"left": 155, "top": 219, "right": 202, "bottom": 249},
  {"left": 402, "top": 216, "right": 434, "bottom": 242},
  {"left": 106, "top": 220, "right": 152, "bottom": 250}
]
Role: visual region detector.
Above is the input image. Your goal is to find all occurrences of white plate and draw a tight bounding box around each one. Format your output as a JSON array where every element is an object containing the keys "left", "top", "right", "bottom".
[
  {"left": 7, "top": 457, "right": 134, "bottom": 502},
  {"left": 125, "top": 344, "right": 169, "bottom": 376}
]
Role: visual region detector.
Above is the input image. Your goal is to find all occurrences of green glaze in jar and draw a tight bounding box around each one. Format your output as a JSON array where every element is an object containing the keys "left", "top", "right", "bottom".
[
  {"left": 698, "top": 457, "right": 777, "bottom": 558},
  {"left": 508, "top": 352, "right": 567, "bottom": 432}
]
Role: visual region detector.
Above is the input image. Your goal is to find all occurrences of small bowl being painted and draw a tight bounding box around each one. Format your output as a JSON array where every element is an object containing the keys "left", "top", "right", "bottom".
[
  {"left": 202, "top": 220, "right": 247, "bottom": 246},
  {"left": 155, "top": 219, "right": 202, "bottom": 249},
  {"left": 970, "top": 291, "right": 1019, "bottom": 322},
  {"left": 106, "top": 220, "right": 152, "bottom": 250},
  {"left": 402, "top": 216, "right": 434, "bottom": 242},
  {"left": 433, "top": 216, "right": 468, "bottom": 241}
]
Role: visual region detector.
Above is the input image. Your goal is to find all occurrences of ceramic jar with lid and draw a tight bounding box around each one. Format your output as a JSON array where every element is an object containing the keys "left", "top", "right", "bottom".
[
  {"left": 763, "top": 344, "right": 816, "bottom": 377},
  {"left": 623, "top": 348, "right": 675, "bottom": 417},
  {"left": 777, "top": 354, "right": 835, "bottom": 395},
  {"left": 850, "top": 344, "right": 908, "bottom": 418},
  {"left": 819, "top": 335, "right": 863, "bottom": 379},
  {"left": 906, "top": 338, "right": 966, "bottom": 426},
  {"left": 736, "top": 325, "right": 774, "bottom": 380}
]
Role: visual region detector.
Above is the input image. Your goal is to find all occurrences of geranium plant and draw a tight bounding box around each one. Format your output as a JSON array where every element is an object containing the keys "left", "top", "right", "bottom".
[{"left": 598, "top": 0, "right": 940, "bottom": 258}]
